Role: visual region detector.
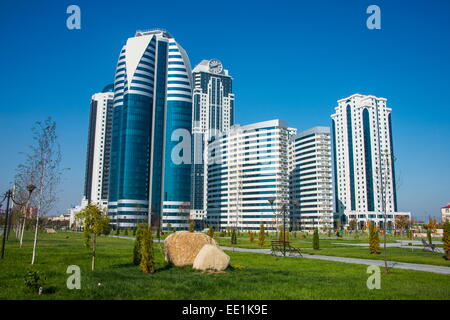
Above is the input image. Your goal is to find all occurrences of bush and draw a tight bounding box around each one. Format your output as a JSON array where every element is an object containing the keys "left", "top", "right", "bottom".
[
  {"left": 258, "top": 223, "right": 265, "bottom": 247},
  {"left": 369, "top": 221, "right": 380, "bottom": 254},
  {"left": 249, "top": 231, "right": 254, "bottom": 242},
  {"left": 427, "top": 228, "right": 433, "bottom": 244},
  {"left": 124, "top": 228, "right": 129, "bottom": 236},
  {"left": 313, "top": 228, "right": 320, "bottom": 250},
  {"left": 231, "top": 228, "right": 237, "bottom": 245},
  {"left": 24, "top": 270, "right": 46, "bottom": 294},
  {"left": 189, "top": 221, "right": 194, "bottom": 232},
  {"left": 140, "top": 225, "right": 155, "bottom": 274},
  {"left": 207, "top": 226, "right": 214, "bottom": 238},
  {"left": 133, "top": 224, "right": 146, "bottom": 266}
]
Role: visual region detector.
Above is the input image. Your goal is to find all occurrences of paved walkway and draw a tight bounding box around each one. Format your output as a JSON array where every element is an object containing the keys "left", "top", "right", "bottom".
[
  {"left": 332, "top": 241, "right": 445, "bottom": 254},
  {"left": 221, "top": 246, "right": 450, "bottom": 275}
]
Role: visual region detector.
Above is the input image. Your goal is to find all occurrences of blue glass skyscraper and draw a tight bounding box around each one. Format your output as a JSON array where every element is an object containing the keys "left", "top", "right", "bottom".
[{"left": 107, "top": 30, "right": 192, "bottom": 230}]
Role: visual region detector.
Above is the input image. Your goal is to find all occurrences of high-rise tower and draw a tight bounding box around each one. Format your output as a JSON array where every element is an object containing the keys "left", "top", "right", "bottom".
[
  {"left": 331, "top": 93, "right": 410, "bottom": 229},
  {"left": 191, "top": 59, "right": 234, "bottom": 222},
  {"left": 84, "top": 85, "right": 114, "bottom": 207},
  {"left": 108, "top": 30, "right": 192, "bottom": 229}
]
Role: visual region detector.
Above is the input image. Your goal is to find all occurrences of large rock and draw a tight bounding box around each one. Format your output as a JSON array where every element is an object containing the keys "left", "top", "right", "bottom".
[
  {"left": 193, "top": 244, "right": 230, "bottom": 271},
  {"left": 164, "top": 231, "right": 217, "bottom": 266}
]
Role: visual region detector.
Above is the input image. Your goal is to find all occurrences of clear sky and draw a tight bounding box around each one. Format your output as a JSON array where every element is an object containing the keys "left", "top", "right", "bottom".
[{"left": 1, "top": 0, "right": 449, "bottom": 221}]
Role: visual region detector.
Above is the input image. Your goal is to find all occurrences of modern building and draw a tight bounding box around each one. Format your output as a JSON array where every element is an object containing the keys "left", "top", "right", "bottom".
[
  {"left": 331, "top": 93, "right": 410, "bottom": 229},
  {"left": 289, "top": 127, "right": 333, "bottom": 231},
  {"left": 107, "top": 29, "right": 192, "bottom": 229},
  {"left": 191, "top": 59, "right": 235, "bottom": 227},
  {"left": 84, "top": 85, "right": 114, "bottom": 207},
  {"left": 441, "top": 203, "right": 450, "bottom": 223},
  {"left": 206, "top": 120, "right": 292, "bottom": 231}
]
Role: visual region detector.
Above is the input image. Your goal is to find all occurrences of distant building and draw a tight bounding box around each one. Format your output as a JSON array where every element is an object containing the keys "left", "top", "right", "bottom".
[
  {"left": 289, "top": 127, "right": 333, "bottom": 231},
  {"left": 48, "top": 215, "right": 71, "bottom": 222},
  {"left": 84, "top": 85, "right": 114, "bottom": 208},
  {"left": 331, "top": 93, "right": 410, "bottom": 229},
  {"left": 441, "top": 203, "right": 450, "bottom": 223},
  {"left": 206, "top": 119, "right": 292, "bottom": 231},
  {"left": 191, "top": 59, "right": 234, "bottom": 226}
]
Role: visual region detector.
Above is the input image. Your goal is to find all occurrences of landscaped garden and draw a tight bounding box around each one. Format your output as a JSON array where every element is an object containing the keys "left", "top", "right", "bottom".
[{"left": 0, "top": 231, "right": 449, "bottom": 300}]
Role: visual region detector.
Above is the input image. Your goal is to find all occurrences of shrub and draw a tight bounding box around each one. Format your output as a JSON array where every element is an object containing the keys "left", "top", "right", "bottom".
[
  {"left": 231, "top": 228, "right": 237, "bottom": 245},
  {"left": 24, "top": 270, "right": 46, "bottom": 294},
  {"left": 369, "top": 221, "right": 380, "bottom": 254},
  {"left": 258, "top": 223, "right": 265, "bottom": 247},
  {"left": 124, "top": 228, "right": 129, "bottom": 236},
  {"left": 313, "top": 228, "right": 320, "bottom": 250},
  {"left": 207, "top": 226, "right": 214, "bottom": 238},
  {"left": 249, "top": 231, "right": 254, "bottom": 242},
  {"left": 189, "top": 221, "right": 194, "bottom": 232},
  {"left": 133, "top": 223, "right": 146, "bottom": 266},
  {"left": 140, "top": 225, "right": 155, "bottom": 274}
]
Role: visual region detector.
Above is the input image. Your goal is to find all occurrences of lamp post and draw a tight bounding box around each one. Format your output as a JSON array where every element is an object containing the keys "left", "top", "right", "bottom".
[
  {"left": 268, "top": 198, "right": 276, "bottom": 238},
  {"left": 281, "top": 204, "right": 287, "bottom": 256}
]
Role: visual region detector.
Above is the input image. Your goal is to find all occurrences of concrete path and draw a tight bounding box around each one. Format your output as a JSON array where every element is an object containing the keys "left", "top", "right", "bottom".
[
  {"left": 221, "top": 246, "right": 450, "bottom": 275},
  {"left": 332, "top": 241, "right": 445, "bottom": 254}
]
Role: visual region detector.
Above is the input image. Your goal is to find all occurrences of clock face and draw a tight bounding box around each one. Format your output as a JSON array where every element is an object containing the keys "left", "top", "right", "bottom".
[{"left": 209, "top": 59, "right": 223, "bottom": 74}]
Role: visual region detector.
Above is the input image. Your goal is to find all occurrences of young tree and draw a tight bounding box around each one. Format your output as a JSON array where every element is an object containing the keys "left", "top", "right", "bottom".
[
  {"left": 249, "top": 231, "right": 254, "bottom": 242},
  {"left": 395, "top": 215, "right": 410, "bottom": 234},
  {"left": 231, "top": 228, "right": 237, "bottom": 245},
  {"left": 313, "top": 228, "right": 320, "bottom": 250},
  {"left": 442, "top": 219, "right": 450, "bottom": 260},
  {"left": 368, "top": 221, "right": 380, "bottom": 254},
  {"left": 258, "top": 223, "right": 265, "bottom": 247},
  {"left": 19, "top": 118, "right": 64, "bottom": 265},
  {"left": 189, "top": 220, "right": 194, "bottom": 232},
  {"left": 427, "top": 228, "right": 433, "bottom": 245},
  {"left": 140, "top": 225, "right": 155, "bottom": 274},
  {"left": 76, "top": 204, "right": 110, "bottom": 271},
  {"left": 133, "top": 223, "right": 146, "bottom": 265},
  {"left": 348, "top": 218, "right": 357, "bottom": 232}
]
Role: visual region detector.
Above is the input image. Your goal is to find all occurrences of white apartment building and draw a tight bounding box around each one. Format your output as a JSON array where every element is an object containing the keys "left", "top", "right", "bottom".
[
  {"left": 289, "top": 127, "right": 333, "bottom": 231},
  {"left": 331, "top": 93, "right": 410, "bottom": 229},
  {"left": 206, "top": 120, "right": 291, "bottom": 231},
  {"left": 84, "top": 88, "right": 114, "bottom": 208}
]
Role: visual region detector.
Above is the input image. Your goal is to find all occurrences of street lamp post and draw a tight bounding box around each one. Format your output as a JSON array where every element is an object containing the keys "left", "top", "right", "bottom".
[
  {"left": 281, "top": 204, "right": 287, "bottom": 256},
  {"left": 268, "top": 198, "right": 276, "bottom": 238}
]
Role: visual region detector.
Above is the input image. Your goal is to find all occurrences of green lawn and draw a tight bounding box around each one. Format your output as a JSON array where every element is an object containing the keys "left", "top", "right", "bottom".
[{"left": 0, "top": 231, "right": 449, "bottom": 300}]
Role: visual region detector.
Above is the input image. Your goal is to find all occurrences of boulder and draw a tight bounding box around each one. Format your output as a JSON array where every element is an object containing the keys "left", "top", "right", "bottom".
[
  {"left": 164, "top": 231, "right": 217, "bottom": 266},
  {"left": 193, "top": 244, "right": 230, "bottom": 271}
]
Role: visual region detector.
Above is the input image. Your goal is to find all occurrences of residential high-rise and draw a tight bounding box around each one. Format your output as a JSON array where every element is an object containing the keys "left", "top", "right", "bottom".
[
  {"left": 289, "top": 127, "right": 333, "bottom": 231},
  {"left": 107, "top": 30, "right": 192, "bottom": 229},
  {"left": 84, "top": 85, "right": 114, "bottom": 207},
  {"left": 331, "top": 93, "right": 410, "bottom": 229},
  {"left": 206, "top": 120, "right": 291, "bottom": 231},
  {"left": 191, "top": 59, "right": 234, "bottom": 225}
]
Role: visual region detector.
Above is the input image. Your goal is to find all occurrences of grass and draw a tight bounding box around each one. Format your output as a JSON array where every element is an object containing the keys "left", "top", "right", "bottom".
[{"left": 0, "top": 231, "right": 449, "bottom": 300}]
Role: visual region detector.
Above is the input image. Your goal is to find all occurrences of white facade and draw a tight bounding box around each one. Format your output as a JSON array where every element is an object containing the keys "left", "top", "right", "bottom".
[
  {"left": 331, "top": 93, "right": 410, "bottom": 228},
  {"left": 206, "top": 120, "right": 290, "bottom": 231},
  {"left": 84, "top": 91, "right": 114, "bottom": 208},
  {"left": 191, "top": 59, "right": 234, "bottom": 224},
  {"left": 442, "top": 204, "right": 450, "bottom": 223},
  {"left": 289, "top": 127, "right": 333, "bottom": 231}
]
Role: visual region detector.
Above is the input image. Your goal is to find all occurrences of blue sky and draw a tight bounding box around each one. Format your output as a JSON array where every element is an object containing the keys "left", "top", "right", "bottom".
[{"left": 1, "top": 0, "right": 449, "bottom": 220}]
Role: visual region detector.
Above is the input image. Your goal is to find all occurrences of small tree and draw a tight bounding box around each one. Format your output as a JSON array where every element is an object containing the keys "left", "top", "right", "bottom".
[
  {"left": 189, "top": 220, "right": 194, "bottom": 232},
  {"left": 258, "top": 223, "right": 265, "bottom": 247},
  {"left": 348, "top": 218, "right": 357, "bottom": 232},
  {"left": 76, "top": 204, "right": 110, "bottom": 271},
  {"left": 249, "top": 231, "right": 254, "bottom": 242},
  {"left": 140, "top": 225, "right": 155, "bottom": 274},
  {"left": 442, "top": 219, "right": 450, "bottom": 260},
  {"left": 133, "top": 223, "right": 146, "bottom": 265},
  {"left": 395, "top": 215, "right": 410, "bottom": 234},
  {"left": 124, "top": 228, "right": 129, "bottom": 236},
  {"left": 231, "top": 228, "right": 237, "bottom": 245},
  {"left": 313, "top": 228, "right": 320, "bottom": 250},
  {"left": 207, "top": 225, "right": 214, "bottom": 238},
  {"left": 368, "top": 221, "right": 380, "bottom": 254}
]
